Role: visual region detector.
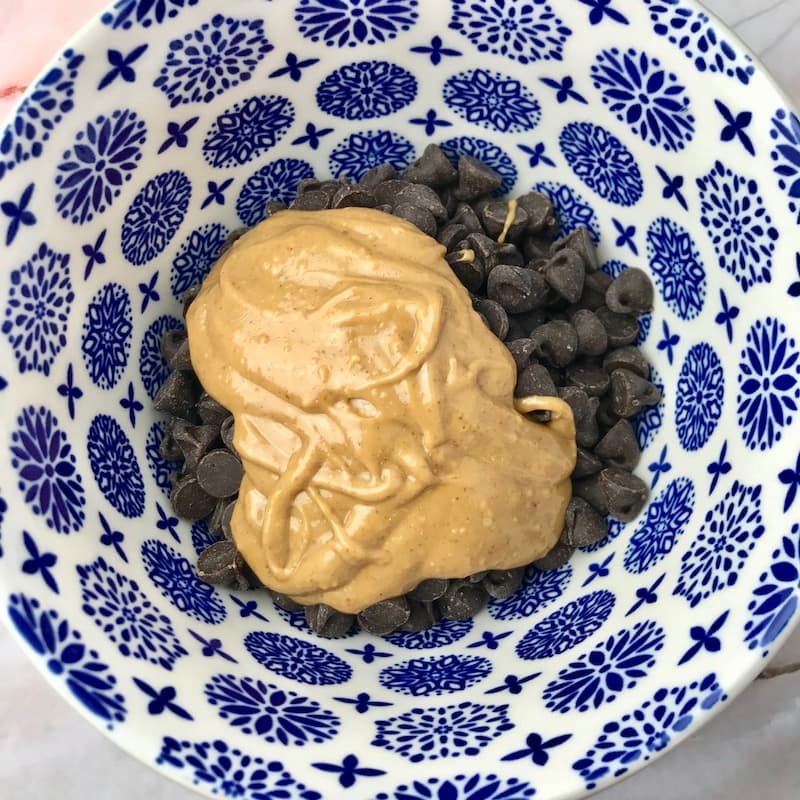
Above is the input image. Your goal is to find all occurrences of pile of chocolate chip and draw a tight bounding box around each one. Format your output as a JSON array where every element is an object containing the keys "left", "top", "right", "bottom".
[{"left": 153, "top": 144, "right": 659, "bottom": 638}]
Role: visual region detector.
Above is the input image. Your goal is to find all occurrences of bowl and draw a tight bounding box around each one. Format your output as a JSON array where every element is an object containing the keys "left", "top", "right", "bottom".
[{"left": 1, "top": 1, "right": 799, "bottom": 798}]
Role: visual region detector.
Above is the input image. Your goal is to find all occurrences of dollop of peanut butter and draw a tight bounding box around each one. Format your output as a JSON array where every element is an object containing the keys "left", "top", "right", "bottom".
[{"left": 186, "top": 208, "right": 576, "bottom": 612}]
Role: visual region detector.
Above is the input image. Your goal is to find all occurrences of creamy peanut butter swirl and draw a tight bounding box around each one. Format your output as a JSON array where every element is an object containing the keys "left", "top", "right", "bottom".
[{"left": 186, "top": 208, "right": 576, "bottom": 613}]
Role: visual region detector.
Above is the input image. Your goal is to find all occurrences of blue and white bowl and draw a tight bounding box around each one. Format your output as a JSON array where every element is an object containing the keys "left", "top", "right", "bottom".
[{"left": 1, "top": 1, "right": 799, "bottom": 798}]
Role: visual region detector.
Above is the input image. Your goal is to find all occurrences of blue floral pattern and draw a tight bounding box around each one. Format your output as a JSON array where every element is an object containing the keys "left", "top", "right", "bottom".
[
  {"left": 204, "top": 673, "right": 340, "bottom": 745},
  {"left": 542, "top": 620, "right": 665, "bottom": 713},
  {"left": 591, "top": 47, "right": 694, "bottom": 151},
  {"left": 533, "top": 182, "right": 600, "bottom": 243},
  {"left": 624, "top": 478, "right": 695, "bottom": 574},
  {"left": 770, "top": 109, "right": 800, "bottom": 222},
  {"left": 697, "top": 161, "right": 778, "bottom": 291},
  {"left": 737, "top": 317, "right": 800, "bottom": 451},
  {"left": 236, "top": 159, "right": 315, "bottom": 226},
  {"left": 153, "top": 15, "right": 273, "bottom": 107},
  {"left": 244, "top": 631, "right": 352, "bottom": 686},
  {"left": 385, "top": 619, "right": 473, "bottom": 650},
  {"left": 141, "top": 539, "right": 226, "bottom": 624},
  {"left": 674, "top": 482, "right": 764, "bottom": 608},
  {"left": 373, "top": 701, "right": 513, "bottom": 763},
  {"left": 380, "top": 654, "right": 492, "bottom": 697},
  {"left": 439, "top": 135, "right": 517, "bottom": 195},
  {"left": 170, "top": 223, "right": 229, "bottom": 299},
  {"left": 87, "top": 415, "right": 145, "bottom": 518},
  {"left": 2, "top": 244, "right": 73, "bottom": 377},
  {"left": 80, "top": 283, "right": 132, "bottom": 390},
  {"left": 121, "top": 170, "right": 191, "bottom": 266},
  {"left": 443, "top": 69, "right": 541, "bottom": 133},
  {"left": 643, "top": 0, "right": 754, "bottom": 84},
  {"left": 10, "top": 406, "right": 85, "bottom": 533},
  {"left": 8, "top": 593, "right": 126, "bottom": 726},
  {"left": 54, "top": 109, "right": 146, "bottom": 224},
  {"left": 102, "top": 0, "right": 198, "bottom": 30},
  {"left": 646, "top": 217, "right": 706, "bottom": 320},
  {"left": 139, "top": 314, "right": 182, "bottom": 399},
  {"left": 573, "top": 673, "right": 726, "bottom": 789},
  {"left": 329, "top": 130, "right": 415, "bottom": 182},
  {"left": 377, "top": 774, "right": 535, "bottom": 800},
  {"left": 449, "top": 0, "right": 570, "bottom": 64},
  {"left": 317, "top": 61, "right": 417, "bottom": 120},
  {"left": 516, "top": 591, "right": 615, "bottom": 661},
  {"left": 0, "top": 49, "right": 84, "bottom": 179},
  {"left": 744, "top": 523, "right": 800, "bottom": 655},
  {"left": 77, "top": 556, "right": 187, "bottom": 669},
  {"left": 675, "top": 344, "right": 724, "bottom": 452},
  {"left": 157, "top": 737, "right": 321, "bottom": 799},
  {"left": 559, "top": 122, "right": 643, "bottom": 206},
  {"left": 489, "top": 564, "right": 571, "bottom": 621}
]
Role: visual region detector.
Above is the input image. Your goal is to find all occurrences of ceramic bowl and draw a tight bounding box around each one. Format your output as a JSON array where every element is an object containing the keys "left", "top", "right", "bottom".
[{"left": 1, "top": 1, "right": 799, "bottom": 798}]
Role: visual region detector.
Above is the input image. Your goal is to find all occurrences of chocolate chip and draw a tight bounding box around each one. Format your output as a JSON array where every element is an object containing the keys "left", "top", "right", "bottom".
[
  {"left": 552, "top": 227, "right": 599, "bottom": 273},
  {"left": 401, "top": 143, "right": 458, "bottom": 188},
  {"left": 559, "top": 386, "right": 600, "bottom": 448},
  {"left": 574, "top": 447, "right": 604, "bottom": 479},
  {"left": 465, "top": 231, "right": 499, "bottom": 267},
  {"left": 357, "top": 597, "right": 411, "bottom": 636},
  {"left": 297, "top": 178, "right": 322, "bottom": 194},
  {"left": 158, "top": 422, "right": 183, "bottom": 461},
  {"left": 595, "top": 419, "right": 641, "bottom": 470},
  {"left": 482, "top": 568, "right": 525, "bottom": 599},
  {"left": 220, "top": 416, "right": 236, "bottom": 452},
  {"left": 516, "top": 192, "right": 556, "bottom": 234},
  {"left": 359, "top": 162, "right": 398, "bottom": 188},
  {"left": 167, "top": 338, "right": 192, "bottom": 371},
  {"left": 196, "top": 393, "right": 231, "bottom": 428},
  {"left": 373, "top": 179, "right": 412, "bottom": 207},
  {"left": 393, "top": 203, "right": 437, "bottom": 237},
  {"left": 408, "top": 578, "right": 449, "bottom": 603},
  {"left": 197, "top": 540, "right": 249, "bottom": 590},
  {"left": 197, "top": 449, "right": 244, "bottom": 499},
  {"left": 209, "top": 499, "right": 235, "bottom": 535},
  {"left": 438, "top": 222, "right": 469, "bottom": 251},
  {"left": 516, "top": 309, "right": 549, "bottom": 335},
  {"left": 437, "top": 580, "right": 487, "bottom": 621},
  {"left": 171, "top": 474, "right": 217, "bottom": 521},
  {"left": 521, "top": 234, "right": 553, "bottom": 261},
  {"left": 573, "top": 473, "right": 609, "bottom": 515},
  {"left": 395, "top": 183, "right": 448, "bottom": 221},
  {"left": 533, "top": 541, "right": 575, "bottom": 570},
  {"left": 172, "top": 421, "right": 219, "bottom": 472},
  {"left": 506, "top": 338, "right": 536, "bottom": 371},
  {"left": 218, "top": 228, "right": 247, "bottom": 257},
  {"left": 456, "top": 155, "right": 502, "bottom": 201},
  {"left": 160, "top": 329, "right": 187, "bottom": 364},
  {"left": 399, "top": 601, "right": 439, "bottom": 632},
  {"left": 467, "top": 570, "right": 489, "bottom": 583},
  {"left": 544, "top": 250, "right": 585, "bottom": 303},
  {"left": 516, "top": 363, "right": 557, "bottom": 398},
  {"left": 605, "top": 268, "right": 654, "bottom": 314},
  {"left": 271, "top": 591, "right": 303, "bottom": 612},
  {"left": 561, "top": 497, "right": 607, "bottom": 548},
  {"left": 530, "top": 320, "right": 579, "bottom": 367},
  {"left": 596, "top": 307, "right": 640, "bottom": 347},
  {"left": 610, "top": 369, "right": 662, "bottom": 418},
  {"left": 581, "top": 272, "right": 613, "bottom": 311},
  {"left": 452, "top": 202, "right": 484, "bottom": 233},
  {"left": 506, "top": 318, "right": 527, "bottom": 341},
  {"left": 599, "top": 467, "right": 649, "bottom": 522},
  {"left": 290, "top": 189, "right": 332, "bottom": 210},
  {"left": 496, "top": 242, "right": 525, "bottom": 267},
  {"left": 447, "top": 248, "right": 485, "bottom": 292},
  {"left": 596, "top": 396, "right": 621, "bottom": 431},
  {"left": 153, "top": 370, "right": 199, "bottom": 420},
  {"left": 603, "top": 346, "right": 650, "bottom": 378},
  {"left": 487, "top": 264, "right": 548, "bottom": 314},
  {"left": 571, "top": 309, "right": 609, "bottom": 357},
  {"left": 305, "top": 604, "right": 356, "bottom": 638},
  {"left": 481, "top": 200, "right": 528, "bottom": 242},
  {"left": 566, "top": 362, "right": 611, "bottom": 396},
  {"left": 473, "top": 297, "right": 509, "bottom": 340}
]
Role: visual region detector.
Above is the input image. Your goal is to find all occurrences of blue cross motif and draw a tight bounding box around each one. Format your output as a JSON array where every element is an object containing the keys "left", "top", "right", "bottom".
[
  {"left": 582, "top": 553, "right": 614, "bottom": 587},
  {"left": 518, "top": 142, "right": 556, "bottom": 168},
  {"left": 467, "top": 630, "right": 513, "bottom": 650},
  {"left": 98, "top": 511, "right": 127, "bottom": 563},
  {"left": 540, "top": 76, "right": 588, "bottom": 105},
  {"left": 312, "top": 754, "right": 386, "bottom": 788},
  {"left": 291, "top": 122, "right": 334, "bottom": 150},
  {"left": 269, "top": 52, "right": 320, "bottom": 81},
  {"left": 21, "top": 531, "right": 58, "bottom": 593},
  {"left": 657, "top": 320, "right": 680, "bottom": 365},
  {"left": 155, "top": 502, "right": 180, "bottom": 543},
  {"left": 648, "top": 445, "right": 672, "bottom": 489},
  {"left": 626, "top": 573, "right": 666, "bottom": 616},
  {"left": 410, "top": 35, "right": 462, "bottom": 66},
  {"left": 82, "top": 229, "right": 107, "bottom": 280},
  {"left": 707, "top": 440, "right": 732, "bottom": 495},
  {"left": 157, "top": 117, "right": 199, "bottom": 154},
  {"left": 120, "top": 381, "right": 144, "bottom": 428},
  {"left": 188, "top": 629, "right": 237, "bottom": 662},
  {"left": 678, "top": 611, "right": 729, "bottom": 665},
  {"left": 612, "top": 217, "right": 638, "bottom": 255},
  {"left": 138, "top": 271, "right": 160, "bottom": 313},
  {"left": 2, "top": 183, "right": 36, "bottom": 246},
  {"left": 410, "top": 109, "right": 452, "bottom": 136},
  {"left": 98, "top": 44, "right": 148, "bottom": 90},
  {"left": 484, "top": 672, "right": 541, "bottom": 695},
  {"left": 333, "top": 692, "right": 392, "bottom": 713},
  {"left": 133, "top": 678, "right": 193, "bottom": 719},
  {"left": 57, "top": 363, "right": 83, "bottom": 420},
  {"left": 714, "top": 289, "right": 740, "bottom": 343},
  {"left": 201, "top": 178, "right": 234, "bottom": 210},
  {"left": 656, "top": 166, "right": 688, "bottom": 211},
  {"left": 715, "top": 99, "right": 755, "bottom": 156}
]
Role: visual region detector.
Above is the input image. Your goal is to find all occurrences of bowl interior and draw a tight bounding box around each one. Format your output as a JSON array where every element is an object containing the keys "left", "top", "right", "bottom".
[{"left": 1, "top": 1, "right": 799, "bottom": 799}]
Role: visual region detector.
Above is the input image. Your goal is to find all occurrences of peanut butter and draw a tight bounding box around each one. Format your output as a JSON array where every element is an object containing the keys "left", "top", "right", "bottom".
[{"left": 186, "top": 208, "right": 576, "bottom": 613}]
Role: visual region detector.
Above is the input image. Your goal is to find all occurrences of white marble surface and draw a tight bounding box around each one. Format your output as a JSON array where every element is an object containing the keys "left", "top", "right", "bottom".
[{"left": 1, "top": 1, "right": 799, "bottom": 799}]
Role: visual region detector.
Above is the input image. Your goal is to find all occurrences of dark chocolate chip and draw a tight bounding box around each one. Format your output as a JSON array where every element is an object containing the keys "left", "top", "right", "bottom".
[
  {"left": 395, "top": 182, "right": 448, "bottom": 221},
  {"left": 516, "top": 191, "right": 556, "bottom": 234},
  {"left": 573, "top": 473, "right": 609, "bottom": 515},
  {"left": 571, "top": 309, "right": 609, "bottom": 357},
  {"left": 332, "top": 184, "right": 376, "bottom": 209},
  {"left": 573, "top": 447, "right": 604, "bottom": 479},
  {"left": 473, "top": 297, "right": 509, "bottom": 340},
  {"left": 305, "top": 604, "right": 356, "bottom": 638},
  {"left": 167, "top": 338, "right": 192, "bottom": 371},
  {"left": 495, "top": 242, "right": 525, "bottom": 267},
  {"left": 197, "top": 449, "right": 244, "bottom": 499},
  {"left": 219, "top": 227, "right": 247, "bottom": 257},
  {"left": 605, "top": 268, "right": 654, "bottom": 315},
  {"left": 399, "top": 601, "right": 439, "bottom": 632},
  {"left": 158, "top": 421, "right": 183, "bottom": 462},
  {"left": 551, "top": 227, "right": 599, "bottom": 273},
  {"left": 521, "top": 234, "right": 553, "bottom": 261},
  {"left": 596, "top": 396, "right": 621, "bottom": 431},
  {"left": 271, "top": 591, "right": 303, "bottom": 612},
  {"left": 264, "top": 200, "right": 288, "bottom": 218},
  {"left": 481, "top": 200, "right": 528, "bottom": 242},
  {"left": 561, "top": 497, "right": 607, "bottom": 548},
  {"left": 297, "top": 178, "right": 322, "bottom": 194},
  {"left": 530, "top": 320, "right": 579, "bottom": 367},
  {"left": 581, "top": 272, "right": 613, "bottom": 311},
  {"left": 401, "top": 144, "right": 458, "bottom": 188},
  {"left": 516, "top": 363, "right": 557, "bottom": 398},
  {"left": 359, "top": 162, "right": 398, "bottom": 188},
  {"left": 160, "top": 329, "right": 187, "bottom": 364},
  {"left": 487, "top": 264, "right": 548, "bottom": 314},
  {"left": 610, "top": 369, "right": 662, "bottom": 418},
  {"left": 171, "top": 474, "right": 217, "bottom": 521},
  {"left": 595, "top": 419, "right": 641, "bottom": 470},
  {"left": 516, "top": 308, "right": 549, "bottom": 336},
  {"left": 220, "top": 416, "right": 236, "bottom": 452},
  {"left": 357, "top": 597, "right": 411, "bottom": 636},
  {"left": 566, "top": 362, "right": 611, "bottom": 396},
  {"left": 153, "top": 370, "right": 199, "bottom": 420},
  {"left": 437, "top": 579, "right": 487, "bottom": 621},
  {"left": 197, "top": 540, "right": 249, "bottom": 590},
  {"left": 196, "top": 393, "right": 231, "bottom": 428},
  {"left": 438, "top": 222, "right": 469, "bottom": 251},
  {"left": 559, "top": 386, "right": 600, "bottom": 448},
  {"left": 533, "top": 541, "right": 575, "bottom": 570},
  {"left": 373, "top": 179, "right": 412, "bottom": 206},
  {"left": 209, "top": 499, "right": 235, "bottom": 535},
  {"left": 465, "top": 231, "right": 499, "bottom": 266},
  {"left": 447, "top": 248, "right": 485, "bottom": 292},
  {"left": 599, "top": 467, "right": 649, "bottom": 522},
  {"left": 482, "top": 568, "right": 525, "bottom": 599},
  {"left": 544, "top": 250, "right": 585, "bottom": 303},
  {"left": 456, "top": 155, "right": 502, "bottom": 201},
  {"left": 506, "top": 318, "right": 527, "bottom": 341},
  {"left": 467, "top": 571, "right": 489, "bottom": 584},
  {"left": 603, "top": 346, "right": 649, "bottom": 378},
  {"left": 506, "top": 338, "right": 536, "bottom": 371},
  {"left": 408, "top": 578, "right": 449, "bottom": 603},
  {"left": 290, "top": 189, "right": 332, "bottom": 210},
  {"left": 220, "top": 501, "right": 235, "bottom": 541},
  {"left": 172, "top": 421, "right": 219, "bottom": 472},
  {"left": 596, "top": 307, "right": 640, "bottom": 347},
  {"left": 393, "top": 203, "right": 437, "bottom": 237},
  {"left": 452, "top": 202, "right": 484, "bottom": 233}
]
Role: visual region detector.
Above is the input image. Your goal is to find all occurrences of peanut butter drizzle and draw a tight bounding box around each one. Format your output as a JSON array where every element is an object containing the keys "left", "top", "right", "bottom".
[{"left": 186, "top": 208, "right": 576, "bottom": 613}]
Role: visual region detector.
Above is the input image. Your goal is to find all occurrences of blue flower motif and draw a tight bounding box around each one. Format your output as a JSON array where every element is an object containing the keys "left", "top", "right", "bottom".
[
  {"left": 540, "top": 75, "right": 588, "bottom": 104},
  {"left": 542, "top": 620, "right": 665, "bottom": 713},
  {"left": 137, "top": 272, "right": 159, "bottom": 314},
  {"left": 3, "top": 243, "right": 73, "bottom": 377},
  {"left": 237, "top": 158, "right": 315, "bottom": 226},
  {"left": 634, "top": 368, "right": 664, "bottom": 451},
  {"left": 145, "top": 421, "right": 173, "bottom": 496},
  {"left": 624, "top": 477, "right": 694, "bottom": 574},
  {"left": 656, "top": 165, "right": 688, "bottom": 210},
  {"left": 121, "top": 170, "right": 191, "bottom": 266},
  {"left": 329, "top": 130, "right": 415, "bottom": 182},
  {"left": 81, "top": 229, "right": 107, "bottom": 280},
  {"left": 439, "top": 135, "right": 517, "bottom": 195},
  {"left": 716, "top": 100, "right": 755, "bottom": 156},
  {"left": 154, "top": 15, "right": 273, "bottom": 107},
  {"left": 133, "top": 678, "right": 193, "bottom": 719},
  {"left": 380, "top": 654, "right": 492, "bottom": 697},
  {"left": 269, "top": 52, "right": 320, "bottom": 81},
  {"left": 97, "top": 44, "right": 149, "bottom": 91},
  {"left": 334, "top": 691, "right": 393, "bottom": 714},
  {"left": 139, "top": 314, "right": 183, "bottom": 399},
  {"left": 675, "top": 343, "right": 724, "bottom": 452},
  {"left": 313, "top": 754, "right": 386, "bottom": 788},
  {"left": 98, "top": 511, "right": 127, "bottom": 563},
  {"left": 449, "top": 0, "right": 570, "bottom": 64},
  {"left": 675, "top": 482, "right": 765, "bottom": 609},
  {"left": 10, "top": 406, "right": 85, "bottom": 534},
  {"left": 737, "top": 317, "right": 800, "bottom": 451},
  {"left": 377, "top": 774, "right": 536, "bottom": 800},
  {"left": 744, "top": 523, "right": 800, "bottom": 655},
  {"left": 0, "top": 48, "right": 84, "bottom": 180},
  {"left": 770, "top": 109, "right": 800, "bottom": 222},
  {"left": 385, "top": 618, "right": 473, "bottom": 650},
  {"left": 204, "top": 673, "right": 340, "bottom": 745},
  {"left": 157, "top": 117, "right": 199, "bottom": 155},
  {"left": 646, "top": 217, "right": 706, "bottom": 320},
  {"left": 516, "top": 591, "right": 615, "bottom": 661},
  {"left": 648, "top": 445, "right": 672, "bottom": 489},
  {"left": 87, "top": 415, "right": 145, "bottom": 518},
  {"left": 591, "top": 48, "right": 694, "bottom": 151},
  {"left": 2, "top": 183, "right": 37, "bottom": 245},
  {"left": 443, "top": 69, "right": 541, "bottom": 133},
  {"left": 580, "top": 0, "right": 628, "bottom": 25},
  {"left": 678, "top": 610, "right": 729, "bottom": 665},
  {"left": 102, "top": 0, "right": 198, "bottom": 30},
  {"left": 643, "top": 0, "right": 754, "bottom": 84},
  {"left": 295, "top": 0, "right": 418, "bottom": 47},
  {"left": 77, "top": 556, "right": 187, "bottom": 669},
  {"left": 244, "top": 631, "right": 352, "bottom": 686},
  {"left": 697, "top": 161, "right": 778, "bottom": 292},
  {"left": 410, "top": 35, "right": 462, "bottom": 65},
  {"left": 715, "top": 288, "right": 740, "bottom": 343},
  {"left": 534, "top": 181, "right": 600, "bottom": 243},
  {"left": 21, "top": 530, "right": 58, "bottom": 593},
  {"left": 191, "top": 520, "right": 218, "bottom": 555},
  {"left": 156, "top": 738, "right": 322, "bottom": 799},
  {"left": 141, "top": 539, "right": 226, "bottom": 624},
  {"left": 317, "top": 61, "right": 417, "bottom": 120},
  {"left": 202, "top": 95, "right": 294, "bottom": 169},
  {"left": 488, "top": 563, "right": 571, "bottom": 620},
  {"left": 8, "top": 593, "right": 126, "bottom": 727},
  {"left": 559, "top": 122, "right": 643, "bottom": 206},
  {"left": 56, "top": 363, "right": 83, "bottom": 422},
  {"left": 503, "top": 731, "right": 572, "bottom": 765},
  {"left": 373, "top": 701, "right": 513, "bottom": 763},
  {"left": 291, "top": 122, "right": 334, "bottom": 150},
  {"left": 707, "top": 440, "right": 732, "bottom": 495},
  {"left": 188, "top": 629, "right": 238, "bottom": 663},
  {"left": 55, "top": 109, "right": 147, "bottom": 225},
  {"left": 572, "top": 673, "right": 726, "bottom": 789},
  {"left": 170, "top": 223, "right": 229, "bottom": 300},
  {"left": 80, "top": 283, "right": 132, "bottom": 390}
]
